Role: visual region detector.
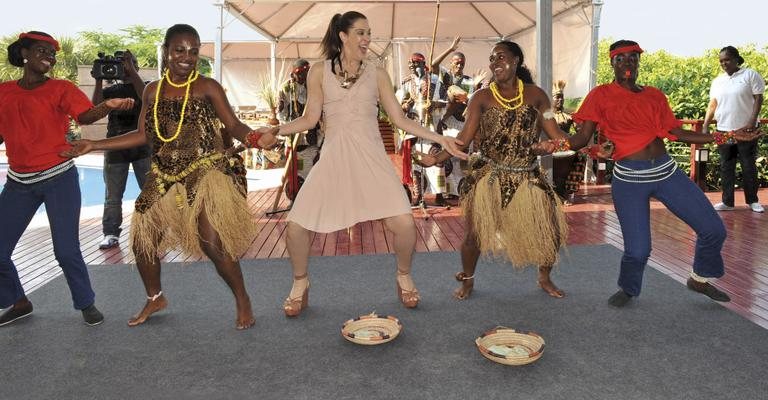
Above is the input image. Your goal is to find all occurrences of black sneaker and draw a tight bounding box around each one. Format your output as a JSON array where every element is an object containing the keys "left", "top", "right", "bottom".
[
  {"left": 608, "top": 289, "right": 633, "bottom": 307},
  {"left": 0, "top": 302, "right": 33, "bottom": 327},
  {"left": 82, "top": 304, "right": 104, "bottom": 326},
  {"left": 686, "top": 278, "right": 731, "bottom": 302}
]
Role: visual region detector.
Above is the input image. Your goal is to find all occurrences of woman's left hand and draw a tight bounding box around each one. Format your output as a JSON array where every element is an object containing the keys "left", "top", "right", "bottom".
[
  {"left": 436, "top": 135, "right": 467, "bottom": 160},
  {"left": 105, "top": 98, "right": 135, "bottom": 110}
]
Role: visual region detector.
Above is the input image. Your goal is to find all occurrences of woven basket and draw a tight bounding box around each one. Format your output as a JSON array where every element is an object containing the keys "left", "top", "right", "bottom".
[
  {"left": 475, "top": 327, "right": 545, "bottom": 366},
  {"left": 341, "top": 313, "right": 402, "bottom": 345}
]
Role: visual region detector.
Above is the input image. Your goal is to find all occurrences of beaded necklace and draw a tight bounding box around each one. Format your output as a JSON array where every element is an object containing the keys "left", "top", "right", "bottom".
[
  {"left": 490, "top": 79, "right": 524, "bottom": 110},
  {"left": 153, "top": 69, "right": 200, "bottom": 143},
  {"left": 336, "top": 57, "right": 364, "bottom": 89}
]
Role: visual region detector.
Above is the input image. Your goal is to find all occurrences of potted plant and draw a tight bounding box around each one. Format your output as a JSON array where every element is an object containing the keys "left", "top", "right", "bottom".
[{"left": 258, "top": 74, "right": 280, "bottom": 126}]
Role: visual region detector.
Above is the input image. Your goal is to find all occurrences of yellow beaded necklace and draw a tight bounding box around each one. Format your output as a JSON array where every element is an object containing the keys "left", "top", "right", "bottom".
[
  {"left": 490, "top": 79, "right": 524, "bottom": 110},
  {"left": 153, "top": 69, "right": 200, "bottom": 143}
]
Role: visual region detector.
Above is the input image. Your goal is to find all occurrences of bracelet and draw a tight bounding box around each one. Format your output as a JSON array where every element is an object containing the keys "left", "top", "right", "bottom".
[
  {"left": 712, "top": 130, "right": 735, "bottom": 145},
  {"left": 550, "top": 138, "right": 571, "bottom": 152},
  {"left": 246, "top": 130, "right": 263, "bottom": 149}
]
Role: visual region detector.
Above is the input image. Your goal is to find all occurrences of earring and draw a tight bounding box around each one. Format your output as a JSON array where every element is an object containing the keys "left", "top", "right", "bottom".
[{"left": 23, "top": 58, "right": 28, "bottom": 64}]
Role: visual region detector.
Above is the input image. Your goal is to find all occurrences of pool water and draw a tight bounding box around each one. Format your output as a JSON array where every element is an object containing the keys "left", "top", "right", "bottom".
[{"left": 0, "top": 166, "right": 141, "bottom": 213}]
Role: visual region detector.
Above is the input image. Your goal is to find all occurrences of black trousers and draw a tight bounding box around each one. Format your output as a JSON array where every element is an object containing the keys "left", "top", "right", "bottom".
[{"left": 717, "top": 139, "right": 759, "bottom": 206}]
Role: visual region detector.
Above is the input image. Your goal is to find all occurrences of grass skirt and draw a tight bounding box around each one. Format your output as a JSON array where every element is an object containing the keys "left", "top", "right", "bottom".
[
  {"left": 130, "top": 170, "right": 257, "bottom": 262},
  {"left": 461, "top": 174, "right": 567, "bottom": 268}
]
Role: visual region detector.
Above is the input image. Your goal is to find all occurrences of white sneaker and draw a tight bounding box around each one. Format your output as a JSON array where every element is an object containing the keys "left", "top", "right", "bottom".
[
  {"left": 749, "top": 203, "right": 765, "bottom": 213},
  {"left": 713, "top": 202, "right": 735, "bottom": 211},
  {"left": 98, "top": 235, "right": 119, "bottom": 249}
]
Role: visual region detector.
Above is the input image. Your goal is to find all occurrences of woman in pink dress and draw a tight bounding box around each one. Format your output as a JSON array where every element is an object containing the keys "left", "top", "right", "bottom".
[{"left": 256, "top": 11, "right": 466, "bottom": 316}]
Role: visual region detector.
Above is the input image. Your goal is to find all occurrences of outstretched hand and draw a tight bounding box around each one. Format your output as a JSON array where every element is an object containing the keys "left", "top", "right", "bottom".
[
  {"left": 436, "top": 135, "right": 467, "bottom": 160},
  {"left": 60, "top": 139, "right": 95, "bottom": 158},
  {"left": 105, "top": 97, "right": 135, "bottom": 110},
  {"left": 450, "top": 36, "right": 462, "bottom": 51},
  {"left": 472, "top": 69, "right": 489, "bottom": 88}
]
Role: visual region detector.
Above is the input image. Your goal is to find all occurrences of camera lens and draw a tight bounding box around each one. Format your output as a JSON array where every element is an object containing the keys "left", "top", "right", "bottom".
[{"left": 103, "top": 65, "right": 116, "bottom": 75}]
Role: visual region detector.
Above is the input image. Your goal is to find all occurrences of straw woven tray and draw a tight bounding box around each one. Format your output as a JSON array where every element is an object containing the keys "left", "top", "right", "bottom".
[
  {"left": 475, "top": 327, "right": 545, "bottom": 366},
  {"left": 341, "top": 313, "right": 402, "bottom": 345}
]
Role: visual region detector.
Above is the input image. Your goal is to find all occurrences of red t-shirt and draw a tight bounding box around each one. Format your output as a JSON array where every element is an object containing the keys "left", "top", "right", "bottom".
[
  {"left": 573, "top": 82, "right": 681, "bottom": 160},
  {"left": 0, "top": 79, "right": 93, "bottom": 172}
]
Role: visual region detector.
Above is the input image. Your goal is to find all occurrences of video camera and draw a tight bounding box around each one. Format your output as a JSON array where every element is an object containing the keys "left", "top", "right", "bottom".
[{"left": 91, "top": 51, "right": 125, "bottom": 80}]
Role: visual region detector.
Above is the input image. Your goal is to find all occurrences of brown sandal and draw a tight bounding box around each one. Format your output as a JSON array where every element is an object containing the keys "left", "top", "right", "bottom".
[
  {"left": 284, "top": 274, "right": 310, "bottom": 317},
  {"left": 396, "top": 270, "right": 420, "bottom": 308}
]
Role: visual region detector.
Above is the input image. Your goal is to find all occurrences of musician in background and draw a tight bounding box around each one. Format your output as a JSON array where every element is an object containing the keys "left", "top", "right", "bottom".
[
  {"left": 399, "top": 53, "right": 447, "bottom": 206},
  {"left": 551, "top": 80, "right": 586, "bottom": 205},
  {"left": 278, "top": 59, "right": 321, "bottom": 199}
]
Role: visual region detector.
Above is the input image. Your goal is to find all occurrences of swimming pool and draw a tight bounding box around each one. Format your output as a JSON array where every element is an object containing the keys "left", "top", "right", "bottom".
[{"left": 0, "top": 165, "right": 141, "bottom": 213}]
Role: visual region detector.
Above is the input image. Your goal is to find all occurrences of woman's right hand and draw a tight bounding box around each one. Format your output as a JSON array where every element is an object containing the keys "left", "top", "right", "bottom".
[
  {"left": 59, "top": 139, "right": 95, "bottom": 158},
  {"left": 105, "top": 98, "right": 135, "bottom": 110},
  {"left": 413, "top": 152, "right": 437, "bottom": 167}
]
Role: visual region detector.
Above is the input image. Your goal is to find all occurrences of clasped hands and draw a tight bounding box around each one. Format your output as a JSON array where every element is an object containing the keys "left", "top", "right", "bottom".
[
  {"left": 248, "top": 125, "right": 280, "bottom": 149},
  {"left": 730, "top": 126, "right": 764, "bottom": 142},
  {"left": 532, "top": 139, "right": 614, "bottom": 159},
  {"left": 413, "top": 135, "right": 467, "bottom": 167}
]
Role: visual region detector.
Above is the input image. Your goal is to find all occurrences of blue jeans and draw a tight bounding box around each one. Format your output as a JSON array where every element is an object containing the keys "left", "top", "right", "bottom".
[
  {"left": 102, "top": 157, "right": 150, "bottom": 236},
  {"left": 718, "top": 140, "right": 759, "bottom": 206},
  {"left": 611, "top": 154, "right": 727, "bottom": 296},
  {"left": 0, "top": 167, "right": 95, "bottom": 309}
]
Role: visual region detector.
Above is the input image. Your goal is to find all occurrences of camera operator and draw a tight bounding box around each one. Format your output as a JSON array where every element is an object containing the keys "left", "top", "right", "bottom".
[{"left": 91, "top": 49, "right": 150, "bottom": 249}]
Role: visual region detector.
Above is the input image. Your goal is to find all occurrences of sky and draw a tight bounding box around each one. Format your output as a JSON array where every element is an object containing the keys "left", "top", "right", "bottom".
[{"left": 1, "top": 0, "right": 767, "bottom": 57}]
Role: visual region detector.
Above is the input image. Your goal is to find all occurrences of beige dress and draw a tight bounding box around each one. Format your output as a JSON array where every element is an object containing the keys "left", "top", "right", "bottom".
[{"left": 287, "top": 60, "right": 411, "bottom": 233}]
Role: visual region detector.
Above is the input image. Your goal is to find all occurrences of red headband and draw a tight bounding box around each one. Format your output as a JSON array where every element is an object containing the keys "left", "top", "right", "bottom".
[
  {"left": 609, "top": 44, "right": 643, "bottom": 59},
  {"left": 409, "top": 54, "right": 426, "bottom": 63},
  {"left": 292, "top": 64, "right": 310, "bottom": 74},
  {"left": 19, "top": 32, "right": 60, "bottom": 51}
]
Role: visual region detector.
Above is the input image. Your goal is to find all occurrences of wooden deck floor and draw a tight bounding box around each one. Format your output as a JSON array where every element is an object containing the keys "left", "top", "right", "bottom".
[{"left": 12, "top": 186, "right": 768, "bottom": 329}]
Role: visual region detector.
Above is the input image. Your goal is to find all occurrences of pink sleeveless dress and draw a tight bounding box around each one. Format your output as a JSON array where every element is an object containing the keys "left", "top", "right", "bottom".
[{"left": 286, "top": 59, "right": 412, "bottom": 233}]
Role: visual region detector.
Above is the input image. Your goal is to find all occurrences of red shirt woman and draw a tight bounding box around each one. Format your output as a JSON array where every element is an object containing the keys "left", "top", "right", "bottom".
[{"left": 0, "top": 31, "right": 133, "bottom": 327}]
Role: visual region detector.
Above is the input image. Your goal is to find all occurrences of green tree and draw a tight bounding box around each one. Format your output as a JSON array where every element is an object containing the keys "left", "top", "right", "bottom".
[
  {"left": 593, "top": 39, "right": 768, "bottom": 188},
  {"left": 78, "top": 25, "right": 211, "bottom": 75}
]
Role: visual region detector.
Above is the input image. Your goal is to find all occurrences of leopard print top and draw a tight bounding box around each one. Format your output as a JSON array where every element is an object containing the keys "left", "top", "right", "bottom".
[
  {"left": 463, "top": 104, "right": 555, "bottom": 208},
  {"left": 134, "top": 97, "right": 246, "bottom": 213}
]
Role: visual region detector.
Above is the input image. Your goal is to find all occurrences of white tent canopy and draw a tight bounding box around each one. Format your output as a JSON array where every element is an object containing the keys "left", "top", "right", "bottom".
[{"left": 212, "top": 0, "right": 602, "bottom": 108}]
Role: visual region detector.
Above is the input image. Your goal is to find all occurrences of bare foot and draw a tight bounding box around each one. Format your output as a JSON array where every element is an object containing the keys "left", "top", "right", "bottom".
[
  {"left": 235, "top": 296, "right": 255, "bottom": 330},
  {"left": 537, "top": 277, "right": 565, "bottom": 298},
  {"left": 453, "top": 272, "right": 474, "bottom": 300},
  {"left": 453, "top": 281, "right": 474, "bottom": 300},
  {"left": 127, "top": 295, "right": 168, "bottom": 327}
]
